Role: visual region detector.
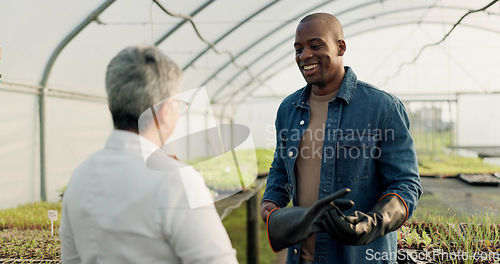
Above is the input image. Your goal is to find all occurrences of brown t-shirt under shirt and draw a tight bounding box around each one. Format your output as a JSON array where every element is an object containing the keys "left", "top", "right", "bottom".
[{"left": 295, "top": 89, "right": 337, "bottom": 261}]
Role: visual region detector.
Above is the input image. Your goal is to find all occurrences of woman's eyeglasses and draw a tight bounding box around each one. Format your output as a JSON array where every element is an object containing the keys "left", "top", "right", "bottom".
[
  {"left": 149, "top": 98, "right": 190, "bottom": 146},
  {"left": 172, "top": 99, "right": 190, "bottom": 116}
]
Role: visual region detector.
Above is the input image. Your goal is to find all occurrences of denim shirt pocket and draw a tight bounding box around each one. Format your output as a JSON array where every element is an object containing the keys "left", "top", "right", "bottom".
[{"left": 335, "top": 133, "right": 377, "bottom": 183}]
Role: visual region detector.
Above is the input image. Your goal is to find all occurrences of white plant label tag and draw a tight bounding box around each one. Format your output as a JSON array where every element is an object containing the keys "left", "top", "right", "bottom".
[{"left": 47, "top": 210, "right": 58, "bottom": 221}]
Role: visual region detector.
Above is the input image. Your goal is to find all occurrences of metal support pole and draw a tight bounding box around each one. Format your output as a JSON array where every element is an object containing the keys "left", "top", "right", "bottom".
[
  {"left": 38, "top": 89, "right": 47, "bottom": 201},
  {"left": 431, "top": 102, "right": 435, "bottom": 153},
  {"left": 439, "top": 102, "right": 445, "bottom": 150},
  {"left": 205, "top": 109, "right": 209, "bottom": 157},
  {"left": 448, "top": 99, "right": 458, "bottom": 152},
  {"left": 453, "top": 97, "right": 459, "bottom": 152},
  {"left": 38, "top": 0, "right": 116, "bottom": 201},
  {"left": 186, "top": 111, "right": 190, "bottom": 160},
  {"left": 247, "top": 192, "right": 260, "bottom": 264},
  {"left": 424, "top": 103, "right": 429, "bottom": 152}
]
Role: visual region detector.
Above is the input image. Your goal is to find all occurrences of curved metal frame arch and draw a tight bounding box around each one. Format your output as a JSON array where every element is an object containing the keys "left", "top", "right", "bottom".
[
  {"left": 217, "top": 54, "right": 294, "bottom": 123},
  {"left": 35, "top": 0, "right": 214, "bottom": 201},
  {"left": 222, "top": 20, "right": 500, "bottom": 115},
  {"left": 181, "top": 0, "right": 280, "bottom": 71},
  {"left": 178, "top": 0, "right": 283, "bottom": 110},
  {"left": 210, "top": 4, "right": 489, "bottom": 104},
  {"left": 180, "top": 0, "right": 348, "bottom": 157},
  {"left": 37, "top": 0, "right": 116, "bottom": 201},
  {"left": 32, "top": 0, "right": 500, "bottom": 200},
  {"left": 214, "top": 5, "right": 500, "bottom": 106},
  {"left": 200, "top": 0, "right": 384, "bottom": 99},
  {"left": 207, "top": 1, "right": 480, "bottom": 101}
]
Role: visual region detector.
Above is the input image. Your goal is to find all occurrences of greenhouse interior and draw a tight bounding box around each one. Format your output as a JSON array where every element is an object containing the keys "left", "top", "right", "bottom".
[{"left": 1, "top": 0, "right": 499, "bottom": 263}]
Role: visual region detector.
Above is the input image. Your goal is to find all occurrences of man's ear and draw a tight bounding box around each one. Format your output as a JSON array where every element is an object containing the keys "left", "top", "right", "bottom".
[{"left": 338, "top": 39, "right": 346, "bottom": 56}]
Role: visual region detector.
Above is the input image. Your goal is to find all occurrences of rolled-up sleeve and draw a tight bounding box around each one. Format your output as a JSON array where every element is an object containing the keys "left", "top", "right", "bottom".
[
  {"left": 262, "top": 110, "right": 293, "bottom": 208},
  {"left": 377, "top": 98, "right": 423, "bottom": 219}
]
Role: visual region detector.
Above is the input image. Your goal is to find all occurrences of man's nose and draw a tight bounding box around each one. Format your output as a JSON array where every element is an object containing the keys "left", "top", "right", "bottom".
[{"left": 299, "top": 47, "right": 313, "bottom": 60}]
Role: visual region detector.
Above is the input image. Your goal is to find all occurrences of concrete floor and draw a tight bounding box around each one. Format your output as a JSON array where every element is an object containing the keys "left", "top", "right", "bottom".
[{"left": 419, "top": 176, "right": 500, "bottom": 217}]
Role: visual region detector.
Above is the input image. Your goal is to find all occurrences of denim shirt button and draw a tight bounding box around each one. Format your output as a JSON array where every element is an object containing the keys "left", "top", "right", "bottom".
[
  {"left": 299, "top": 120, "right": 305, "bottom": 126},
  {"left": 288, "top": 151, "right": 294, "bottom": 157},
  {"left": 294, "top": 248, "right": 298, "bottom": 255}
]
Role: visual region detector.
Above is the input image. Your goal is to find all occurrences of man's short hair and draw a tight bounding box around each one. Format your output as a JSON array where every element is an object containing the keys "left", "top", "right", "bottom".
[
  {"left": 300, "top": 13, "right": 345, "bottom": 40},
  {"left": 105, "top": 45, "right": 183, "bottom": 132}
]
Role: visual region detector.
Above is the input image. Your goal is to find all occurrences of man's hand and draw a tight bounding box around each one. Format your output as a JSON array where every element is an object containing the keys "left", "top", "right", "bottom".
[
  {"left": 319, "top": 194, "right": 408, "bottom": 245},
  {"left": 260, "top": 201, "right": 278, "bottom": 223}
]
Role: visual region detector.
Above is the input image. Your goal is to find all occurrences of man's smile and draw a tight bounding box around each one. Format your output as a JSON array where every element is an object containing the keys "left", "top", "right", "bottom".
[{"left": 302, "top": 63, "right": 319, "bottom": 75}]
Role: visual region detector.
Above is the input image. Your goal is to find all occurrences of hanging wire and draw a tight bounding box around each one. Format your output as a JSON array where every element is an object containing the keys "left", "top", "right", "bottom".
[
  {"left": 150, "top": 1, "right": 155, "bottom": 44},
  {"left": 382, "top": 0, "right": 499, "bottom": 86},
  {"left": 151, "top": 0, "right": 263, "bottom": 86},
  {"left": 366, "top": 0, "right": 441, "bottom": 81}
]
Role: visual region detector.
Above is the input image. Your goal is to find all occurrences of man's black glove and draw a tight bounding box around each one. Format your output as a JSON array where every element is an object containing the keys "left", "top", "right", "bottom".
[
  {"left": 320, "top": 194, "right": 408, "bottom": 245},
  {"left": 266, "top": 188, "right": 354, "bottom": 252}
]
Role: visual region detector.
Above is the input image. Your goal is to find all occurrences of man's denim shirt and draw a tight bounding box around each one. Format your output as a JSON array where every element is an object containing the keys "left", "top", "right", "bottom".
[{"left": 262, "top": 67, "right": 422, "bottom": 264}]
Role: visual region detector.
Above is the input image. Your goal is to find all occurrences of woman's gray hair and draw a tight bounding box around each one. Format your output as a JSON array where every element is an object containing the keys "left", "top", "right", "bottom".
[{"left": 105, "top": 45, "right": 183, "bottom": 132}]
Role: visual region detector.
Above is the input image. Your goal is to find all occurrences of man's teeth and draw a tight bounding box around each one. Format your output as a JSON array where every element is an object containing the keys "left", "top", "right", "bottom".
[{"left": 304, "top": 64, "right": 318, "bottom": 70}]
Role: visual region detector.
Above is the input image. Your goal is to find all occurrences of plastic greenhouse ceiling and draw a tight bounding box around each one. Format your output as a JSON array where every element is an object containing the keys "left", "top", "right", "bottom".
[
  {"left": 1, "top": 0, "right": 500, "bottom": 205},
  {"left": 2, "top": 0, "right": 500, "bottom": 111}
]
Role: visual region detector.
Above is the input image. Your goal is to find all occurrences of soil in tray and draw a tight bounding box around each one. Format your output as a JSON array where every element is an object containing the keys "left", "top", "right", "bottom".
[
  {"left": 399, "top": 248, "right": 500, "bottom": 264},
  {"left": 0, "top": 229, "right": 61, "bottom": 262},
  {"left": 398, "top": 221, "right": 500, "bottom": 263},
  {"left": 459, "top": 174, "right": 500, "bottom": 186}
]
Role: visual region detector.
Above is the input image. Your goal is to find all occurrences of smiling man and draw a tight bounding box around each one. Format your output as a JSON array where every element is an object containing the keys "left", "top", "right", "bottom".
[
  {"left": 261, "top": 13, "right": 422, "bottom": 264},
  {"left": 294, "top": 14, "right": 346, "bottom": 96}
]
